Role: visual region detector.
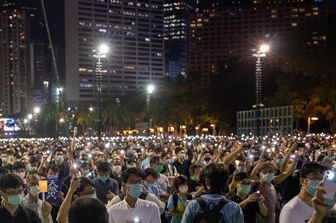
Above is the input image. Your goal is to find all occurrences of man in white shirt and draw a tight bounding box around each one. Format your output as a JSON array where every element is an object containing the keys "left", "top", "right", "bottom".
[
  {"left": 107, "top": 168, "right": 161, "bottom": 223},
  {"left": 280, "top": 162, "right": 327, "bottom": 223}
]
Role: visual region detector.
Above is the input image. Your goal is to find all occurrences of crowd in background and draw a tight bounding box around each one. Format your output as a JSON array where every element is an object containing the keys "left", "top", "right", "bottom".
[{"left": 0, "top": 133, "right": 336, "bottom": 223}]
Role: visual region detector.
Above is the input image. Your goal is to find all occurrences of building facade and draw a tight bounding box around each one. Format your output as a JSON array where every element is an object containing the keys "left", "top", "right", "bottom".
[
  {"left": 189, "top": 0, "right": 336, "bottom": 86},
  {"left": 164, "top": 0, "right": 194, "bottom": 78},
  {"left": 0, "top": 1, "right": 33, "bottom": 115},
  {"left": 65, "top": 0, "right": 165, "bottom": 106}
]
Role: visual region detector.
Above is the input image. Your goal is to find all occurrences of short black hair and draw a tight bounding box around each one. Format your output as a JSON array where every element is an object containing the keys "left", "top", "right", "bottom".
[
  {"left": 173, "top": 175, "right": 188, "bottom": 192},
  {"left": 203, "top": 163, "right": 229, "bottom": 193},
  {"left": 11, "top": 161, "right": 26, "bottom": 171},
  {"left": 300, "top": 162, "right": 327, "bottom": 178},
  {"left": 149, "top": 156, "right": 160, "bottom": 165},
  {"left": 46, "top": 164, "right": 60, "bottom": 174},
  {"left": 55, "top": 148, "right": 64, "bottom": 153},
  {"left": 0, "top": 173, "right": 23, "bottom": 191},
  {"left": 68, "top": 197, "right": 109, "bottom": 223},
  {"left": 189, "top": 164, "right": 203, "bottom": 175},
  {"left": 0, "top": 167, "right": 9, "bottom": 177},
  {"left": 97, "top": 162, "right": 111, "bottom": 173},
  {"left": 234, "top": 172, "right": 250, "bottom": 182},
  {"left": 144, "top": 168, "right": 158, "bottom": 179},
  {"left": 175, "top": 147, "right": 184, "bottom": 155},
  {"left": 122, "top": 167, "right": 144, "bottom": 183},
  {"left": 76, "top": 177, "right": 94, "bottom": 195}
]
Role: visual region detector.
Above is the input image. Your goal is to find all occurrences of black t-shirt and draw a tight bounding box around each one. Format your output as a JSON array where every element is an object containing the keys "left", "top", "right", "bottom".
[
  {"left": 172, "top": 160, "right": 191, "bottom": 178},
  {"left": 0, "top": 205, "right": 41, "bottom": 223},
  {"left": 228, "top": 193, "right": 261, "bottom": 223}
]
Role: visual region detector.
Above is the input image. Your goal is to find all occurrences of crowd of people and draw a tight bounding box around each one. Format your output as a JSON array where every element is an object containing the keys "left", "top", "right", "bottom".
[{"left": 0, "top": 133, "right": 335, "bottom": 223}]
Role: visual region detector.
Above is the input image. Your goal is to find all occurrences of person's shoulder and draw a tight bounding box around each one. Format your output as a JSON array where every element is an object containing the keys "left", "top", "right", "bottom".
[
  {"left": 283, "top": 196, "right": 301, "bottom": 209},
  {"left": 137, "top": 198, "right": 158, "bottom": 208}
]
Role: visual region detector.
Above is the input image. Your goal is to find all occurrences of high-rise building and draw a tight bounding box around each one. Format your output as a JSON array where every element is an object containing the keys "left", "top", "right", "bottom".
[
  {"left": 164, "top": 0, "right": 194, "bottom": 78},
  {"left": 65, "top": 0, "right": 165, "bottom": 106},
  {"left": 189, "top": 0, "right": 336, "bottom": 86},
  {"left": 0, "top": 1, "right": 40, "bottom": 115}
]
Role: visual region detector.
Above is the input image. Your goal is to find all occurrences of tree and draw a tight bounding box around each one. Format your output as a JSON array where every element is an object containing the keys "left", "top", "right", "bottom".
[
  {"left": 102, "top": 103, "right": 132, "bottom": 135},
  {"left": 75, "top": 107, "right": 95, "bottom": 136}
]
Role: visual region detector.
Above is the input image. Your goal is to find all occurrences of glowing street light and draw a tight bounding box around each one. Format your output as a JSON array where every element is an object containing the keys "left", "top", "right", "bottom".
[
  {"left": 33, "top": 106, "right": 41, "bottom": 114},
  {"left": 89, "top": 107, "right": 94, "bottom": 112},
  {"left": 27, "top": 114, "right": 33, "bottom": 120},
  {"left": 59, "top": 118, "right": 65, "bottom": 123},
  {"left": 252, "top": 43, "right": 270, "bottom": 137},
  {"left": 147, "top": 84, "right": 155, "bottom": 94},
  {"left": 98, "top": 44, "right": 109, "bottom": 55},
  {"left": 307, "top": 116, "right": 319, "bottom": 134}
]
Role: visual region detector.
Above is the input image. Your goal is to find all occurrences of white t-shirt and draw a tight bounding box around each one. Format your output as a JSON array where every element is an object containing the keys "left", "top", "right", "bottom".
[
  {"left": 108, "top": 198, "right": 161, "bottom": 223},
  {"left": 279, "top": 196, "right": 314, "bottom": 223}
]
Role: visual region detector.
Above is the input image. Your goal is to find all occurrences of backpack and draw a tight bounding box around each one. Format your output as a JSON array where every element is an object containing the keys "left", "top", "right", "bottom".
[
  {"left": 172, "top": 192, "right": 192, "bottom": 211},
  {"left": 118, "top": 191, "right": 148, "bottom": 200},
  {"left": 194, "top": 197, "right": 229, "bottom": 223}
]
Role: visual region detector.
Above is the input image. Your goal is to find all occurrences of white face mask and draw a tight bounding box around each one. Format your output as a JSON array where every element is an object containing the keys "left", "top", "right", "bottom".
[
  {"left": 15, "top": 172, "right": 26, "bottom": 179},
  {"left": 29, "top": 186, "right": 40, "bottom": 197},
  {"left": 112, "top": 165, "right": 122, "bottom": 174}
]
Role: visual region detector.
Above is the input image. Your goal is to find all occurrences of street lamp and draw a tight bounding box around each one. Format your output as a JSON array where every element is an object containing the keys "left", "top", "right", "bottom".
[
  {"left": 146, "top": 84, "right": 155, "bottom": 136},
  {"left": 307, "top": 116, "right": 318, "bottom": 134},
  {"left": 252, "top": 43, "right": 269, "bottom": 137},
  {"left": 33, "top": 106, "right": 41, "bottom": 114},
  {"left": 93, "top": 44, "right": 109, "bottom": 141}
]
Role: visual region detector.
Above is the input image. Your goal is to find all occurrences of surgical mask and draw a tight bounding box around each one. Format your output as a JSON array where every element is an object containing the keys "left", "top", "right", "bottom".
[
  {"left": 237, "top": 165, "right": 245, "bottom": 173},
  {"left": 89, "top": 192, "right": 97, "bottom": 199},
  {"left": 98, "top": 175, "right": 109, "bottom": 183},
  {"left": 179, "top": 153, "right": 186, "bottom": 160},
  {"left": 26, "top": 164, "right": 32, "bottom": 171},
  {"left": 29, "top": 186, "right": 40, "bottom": 197},
  {"left": 7, "top": 193, "right": 24, "bottom": 206},
  {"left": 107, "top": 159, "right": 113, "bottom": 164},
  {"left": 238, "top": 184, "right": 251, "bottom": 195},
  {"left": 307, "top": 179, "right": 319, "bottom": 196},
  {"left": 261, "top": 173, "right": 274, "bottom": 183},
  {"left": 128, "top": 184, "right": 143, "bottom": 198},
  {"left": 1, "top": 157, "right": 7, "bottom": 163},
  {"left": 179, "top": 185, "right": 188, "bottom": 194},
  {"left": 112, "top": 165, "right": 122, "bottom": 174},
  {"left": 155, "top": 165, "right": 163, "bottom": 173},
  {"left": 82, "top": 169, "right": 90, "bottom": 176},
  {"left": 276, "top": 159, "right": 284, "bottom": 165},
  {"left": 57, "top": 156, "right": 64, "bottom": 162}
]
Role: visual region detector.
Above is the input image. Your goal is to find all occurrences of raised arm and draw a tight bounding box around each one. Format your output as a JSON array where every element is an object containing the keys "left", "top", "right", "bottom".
[{"left": 56, "top": 177, "right": 80, "bottom": 223}]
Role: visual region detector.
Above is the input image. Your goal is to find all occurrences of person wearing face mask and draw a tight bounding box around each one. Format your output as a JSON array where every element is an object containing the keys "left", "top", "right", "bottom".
[
  {"left": 144, "top": 168, "right": 161, "bottom": 197},
  {"left": 107, "top": 167, "right": 161, "bottom": 223},
  {"left": 0, "top": 173, "right": 41, "bottom": 223},
  {"left": 228, "top": 173, "right": 268, "bottom": 223},
  {"left": 251, "top": 158, "right": 298, "bottom": 223},
  {"left": 22, "top": 173, "right": 53, "bottom": 223},
  {"left": 172, "top": 147, "right": 193, "bottom": 178},
  {"left": 279, "top": 162, "right": 327, "bottom": 223},
  {"left": 92, "top": 162, "right": 119, "bottom": 204},
  {"left": 149, "top": 155, "right": 170, "bottom": 195},
  {"left": 50, "top": 149, "right": 69, "bottom": 181},
  {"left": 168, "top": 175, "right": 193, "bottom": 223}
]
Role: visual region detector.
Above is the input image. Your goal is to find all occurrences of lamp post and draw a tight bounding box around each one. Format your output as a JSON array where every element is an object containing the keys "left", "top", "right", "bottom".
[
  {"left": 56, "top": 87, "right": 63, "bottom": 137},
  {"left": 146, "top": 84, "right": 155, "bottom": 136},
  {"left": 252, "top": 44, "right": 269, "bottom": 137},
  {"left": 307, "top": 116, "right": 318, "bottom": 134},
  {"left": 93, "top": 44, "right": 109, "bottom": 141}
]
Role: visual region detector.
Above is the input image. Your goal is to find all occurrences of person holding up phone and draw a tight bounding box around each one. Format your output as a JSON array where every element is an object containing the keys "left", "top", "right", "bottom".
[
  {"left": 308, "top": 182, "right": 335, "bottom": 223},
  {"left": 279, "top": 162, "right": 327, "bottom": 223},
  {"left": 228, "top": 172, "right": 268, "bottom": 223}
]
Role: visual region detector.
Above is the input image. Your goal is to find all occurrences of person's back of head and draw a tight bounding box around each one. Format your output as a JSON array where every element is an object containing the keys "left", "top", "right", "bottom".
[
  {"left": 203, "top": 163, "right": 229, "bottom": 194},
  {"left": 68, "top": 197, "right": 108, "bottom": 223}
]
